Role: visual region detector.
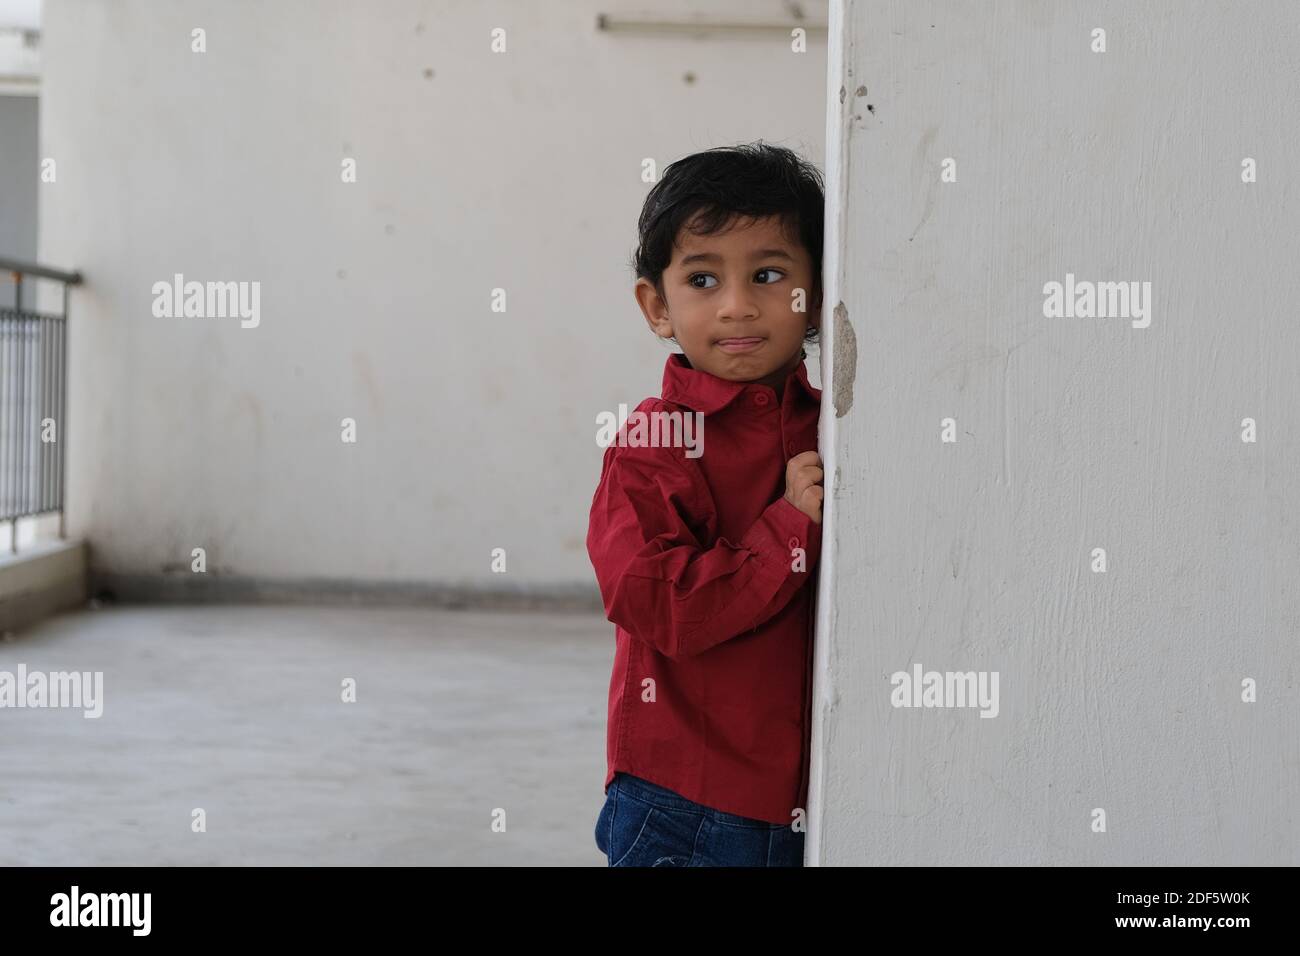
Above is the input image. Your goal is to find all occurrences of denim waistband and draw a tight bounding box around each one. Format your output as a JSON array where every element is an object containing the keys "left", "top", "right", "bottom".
[{"left": 612, "top": 772, "right": 788, "bottom": 829}]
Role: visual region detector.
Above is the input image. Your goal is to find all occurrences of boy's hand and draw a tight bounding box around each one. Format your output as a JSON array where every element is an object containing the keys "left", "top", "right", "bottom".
[{"left": 783, "top": 451, "right": 824, "bottom": 524}]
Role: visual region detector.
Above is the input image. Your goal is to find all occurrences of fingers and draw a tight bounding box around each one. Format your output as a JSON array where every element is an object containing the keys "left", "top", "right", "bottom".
[
  {"left": 786, "top": 453, "right": 824, "bottom": 488},
  {"left": 799, "top": 484, "right": 824, "bottom": 524},
  {"left": 786, "top": 451, "right": 823, "bottom": 479},
  {"left": 785, "top": 450, "right": 825, "bottom": 522}
]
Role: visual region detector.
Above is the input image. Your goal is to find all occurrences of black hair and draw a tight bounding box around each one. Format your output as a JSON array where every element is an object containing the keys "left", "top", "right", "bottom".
[{"left": 631, "top": 141, "right": 824, "bottom": 343}]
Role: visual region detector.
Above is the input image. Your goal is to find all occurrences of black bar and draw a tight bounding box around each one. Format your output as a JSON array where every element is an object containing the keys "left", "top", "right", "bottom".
[{"left": 0, "top": 865, "right": 1281, "bottom": 942}]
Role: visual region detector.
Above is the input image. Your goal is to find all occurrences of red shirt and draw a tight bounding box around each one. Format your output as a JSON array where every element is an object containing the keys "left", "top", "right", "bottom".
[{"left": 586, "top": 351, "right": 823, "bottom": 825}]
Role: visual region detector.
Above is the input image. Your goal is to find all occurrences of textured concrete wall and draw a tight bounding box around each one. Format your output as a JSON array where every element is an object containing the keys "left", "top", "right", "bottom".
[
  {"left": 810, "top": 0, "right": 1299, "bottom": 864},
  {"left": 37, "top": 0, "right": 826, "bottom": 591},
  {"left": 0, "top": 540, "right": 86, "bottom": 633}
]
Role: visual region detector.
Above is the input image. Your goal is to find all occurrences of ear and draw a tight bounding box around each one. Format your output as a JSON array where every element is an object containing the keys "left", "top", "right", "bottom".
[
  {"left": 808, "top": 295, "right": 823, "bottom": 334},
  {"left": 635, "top": 277, "right": 675, "bottom": 342}
]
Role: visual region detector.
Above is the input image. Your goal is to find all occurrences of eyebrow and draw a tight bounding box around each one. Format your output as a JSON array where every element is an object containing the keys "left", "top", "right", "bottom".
[{"left": 677, "top": 248, "right": 796, "bottom": 267}]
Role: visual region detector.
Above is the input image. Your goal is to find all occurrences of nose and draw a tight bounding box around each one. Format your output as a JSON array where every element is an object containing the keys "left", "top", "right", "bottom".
[{"left": 717, "top": 284, "right": 759, "bottom": 323}]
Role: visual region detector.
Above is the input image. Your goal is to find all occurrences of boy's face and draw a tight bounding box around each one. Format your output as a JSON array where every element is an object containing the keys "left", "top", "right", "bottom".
[{"left": 636, "top": 213, "right": 820, "bottom": 394}]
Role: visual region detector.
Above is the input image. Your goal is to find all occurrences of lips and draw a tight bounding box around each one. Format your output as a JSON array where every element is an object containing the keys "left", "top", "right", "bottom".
[{"left": 717, "top": 337, "right": 765, "bottom": 353}]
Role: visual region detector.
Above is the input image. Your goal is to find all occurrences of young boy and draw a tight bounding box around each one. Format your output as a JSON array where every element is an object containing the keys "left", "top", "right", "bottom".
[{"left": 587, "top": 142, "right": 825, "bottom": 867}]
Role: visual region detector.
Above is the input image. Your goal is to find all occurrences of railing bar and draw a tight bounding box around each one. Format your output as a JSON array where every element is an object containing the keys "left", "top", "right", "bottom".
[
  {"left": 42, "top": 313, "right": 50, "bottom": 514},
  {"left": 5, "top": 309, "right": 10, "bottom": 524},
  {"left": 48, "top": 315, "right": 56, "bottom": 516},
  {"left": 1, "top": 311, "right": 8, "bottom": 526},
  {"left": 59, "top": 291, "right": 68, "bottom": 536},
  {"left": 48, "top": 314, "right": 55, "bottom": 514},
  {"left": 0, "top": 273, "right": 74, "bottom": 537},
  {"left": 0, "top": 258, "right": 83, "bottom": 285},
  {"left": 37, "top": 313, "right": 44, "bottom": 515},
  {"left": 18, "top": 312, "right": 26, "bottom": 538},
  {"left": 8, "top": 311, "right": 17, "bottom": 547},
  {"left": 1, "top": 311, "right": 7, "bottom": 521},
  {"left": 6, "top": 311, "right": 12, "bottom": 526},
  {"left": 57, "top": 306, "right": 65, "bottom": 535},
  {"left": 28, "top": 311, "right": 35, "bottom": 523},
  {"left": 30, "top": 312, "right": 35, "bottom": 521}
]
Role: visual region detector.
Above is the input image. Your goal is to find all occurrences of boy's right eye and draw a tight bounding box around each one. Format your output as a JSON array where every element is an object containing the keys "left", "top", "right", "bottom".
[{"left": 688, "top": 273, "right": 718, "bottom": 289}]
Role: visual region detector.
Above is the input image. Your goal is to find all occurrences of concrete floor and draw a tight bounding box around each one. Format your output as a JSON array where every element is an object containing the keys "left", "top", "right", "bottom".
[{"left": 0, "top": 604, "right": 614, "bottom": 865}]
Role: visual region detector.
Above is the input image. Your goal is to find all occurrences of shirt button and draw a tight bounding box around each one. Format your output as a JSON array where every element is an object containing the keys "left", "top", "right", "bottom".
[
  {"left": 786, "top": 441, "right": 797, "bottom": 455},
  {"left": 787, "top": 535, "right": 800, "bottom": 550},
  {"left": 754, "top": 392, "right": 770, "bottom": 406}
]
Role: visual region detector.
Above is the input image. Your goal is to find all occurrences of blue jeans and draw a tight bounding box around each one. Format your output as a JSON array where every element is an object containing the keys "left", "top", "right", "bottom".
[{"left": 594, "top": 772, "right": 805, "bottom": 867}]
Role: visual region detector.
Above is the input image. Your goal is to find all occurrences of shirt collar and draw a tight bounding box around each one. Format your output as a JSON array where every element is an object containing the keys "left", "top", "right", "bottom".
[{"left": 660, "top": 350, "right": 822, "bottom": 415}]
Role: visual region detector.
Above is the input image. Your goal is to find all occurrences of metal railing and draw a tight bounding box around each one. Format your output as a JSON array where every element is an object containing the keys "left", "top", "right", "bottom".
[{"left": 0, "top": 258, "right": 82, "bottom": 552}]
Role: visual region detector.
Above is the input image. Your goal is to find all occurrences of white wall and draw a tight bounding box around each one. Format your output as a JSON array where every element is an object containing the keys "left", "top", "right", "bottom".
[
  {"left": 811, "top": 0, "right": 1300, "bottom": 864},
  {"left": 38, "top": 0, "right": 827, "bottom": 593}
]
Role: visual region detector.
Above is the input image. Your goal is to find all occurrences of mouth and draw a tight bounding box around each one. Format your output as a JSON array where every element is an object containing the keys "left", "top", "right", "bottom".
[{"left": 716, "top": 337, "right": 766, "bottom": 354}]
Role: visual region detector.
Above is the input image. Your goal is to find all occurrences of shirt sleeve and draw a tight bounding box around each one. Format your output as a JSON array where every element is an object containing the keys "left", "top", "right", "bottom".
[{"left": 586, "top": 442, "right": 822, "bottom": 661}]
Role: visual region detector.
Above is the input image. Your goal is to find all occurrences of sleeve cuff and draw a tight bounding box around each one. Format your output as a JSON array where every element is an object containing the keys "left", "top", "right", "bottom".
[{"left": 743, "top": 494, "right": 823, "bottom": 582}]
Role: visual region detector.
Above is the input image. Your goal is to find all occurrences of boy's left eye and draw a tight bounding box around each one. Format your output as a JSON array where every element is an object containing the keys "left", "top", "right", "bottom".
[{"left": 755, "top": 268, "right": 785, "bottom": 284}]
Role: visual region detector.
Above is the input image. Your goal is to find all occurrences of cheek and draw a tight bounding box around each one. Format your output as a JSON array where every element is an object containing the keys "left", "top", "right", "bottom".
[
  {"left": 676, "top": 303, "right": 714, "bottom": 327},
  {"left": 770, "top": 284, "right": 808, "bottom": 310},
  {"left": 774, "top": 290, "right": 810, "bottom": 320}
]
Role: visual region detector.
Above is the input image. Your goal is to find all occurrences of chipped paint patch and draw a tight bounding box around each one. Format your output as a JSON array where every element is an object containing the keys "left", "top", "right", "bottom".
[{"left": 832, "top": 301, "right": 856, "bottom": 418}]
